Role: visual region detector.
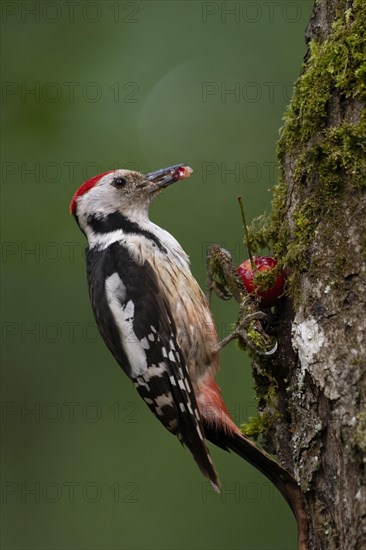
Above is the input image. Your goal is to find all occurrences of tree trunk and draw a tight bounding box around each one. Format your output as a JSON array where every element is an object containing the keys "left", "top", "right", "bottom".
[{"left": 250, "top": 1, "right": 366, "bottom": 548}]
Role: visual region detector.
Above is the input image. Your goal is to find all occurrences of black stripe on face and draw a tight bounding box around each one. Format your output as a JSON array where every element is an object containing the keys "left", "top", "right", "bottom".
[{"left": 87, "top": 212, "right": 166, "bottom": 253}]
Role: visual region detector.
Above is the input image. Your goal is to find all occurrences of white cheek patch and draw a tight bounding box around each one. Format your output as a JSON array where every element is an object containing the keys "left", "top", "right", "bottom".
[{"left": 105, "top": 273, "right": 147, "bottom": 377}]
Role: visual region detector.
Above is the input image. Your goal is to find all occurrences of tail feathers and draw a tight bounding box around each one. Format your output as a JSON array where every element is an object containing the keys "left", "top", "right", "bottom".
[
  {"left": 178, "top": 431, "right": 221, "bottom": 492},
  {"left": 206, "top": 428, "right": 300, "bottom": 516},
  {"left": 224, "top": 432, "right": 308, "bottom": 550},
  {"left": 228, "top": 433, "right": 296, "bottom": 499},
  {"left": 203, "top": 429, "right": 308, "bottom": 549}
]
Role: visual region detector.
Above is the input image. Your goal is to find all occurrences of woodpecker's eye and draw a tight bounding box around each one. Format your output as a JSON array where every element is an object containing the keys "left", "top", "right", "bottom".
[{"left": 112, "top": 177, "right": 127, "bottom": 189}]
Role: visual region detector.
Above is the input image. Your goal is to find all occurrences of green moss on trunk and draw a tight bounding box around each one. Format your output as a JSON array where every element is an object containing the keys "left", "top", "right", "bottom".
[
  {"left": 247, "top": 0, "right": 366, "bottom": 304},
  {"left": 276, "top": 0, "right": 366, "bottom": 296}
]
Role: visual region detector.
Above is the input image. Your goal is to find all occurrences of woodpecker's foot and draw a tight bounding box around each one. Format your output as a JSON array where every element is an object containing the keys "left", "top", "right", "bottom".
[
  {"left": 216, "top": 302, "right": 256, "bottom": 351},
  {"left": 217, "top": 326, "right": 277, "bottom": 356},
  {"left": 236, "top": 299, "right": 278, "bottom": 355},
  {"left": 216, "top": 300, "right": 278, "bottom": 355},
  {"left": 206, "top": 245, "right": 278, "bottom": 355}
]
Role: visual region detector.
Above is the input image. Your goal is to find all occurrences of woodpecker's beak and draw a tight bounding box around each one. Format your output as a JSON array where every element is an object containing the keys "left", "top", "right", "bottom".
[{"left": 145, "top": 164, "right": 193, "bottom": 192}]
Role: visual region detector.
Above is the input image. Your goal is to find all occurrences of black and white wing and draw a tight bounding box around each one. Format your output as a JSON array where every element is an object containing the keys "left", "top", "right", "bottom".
[{"left": 86, "top": 242, "right": 219, "bottom": 489}]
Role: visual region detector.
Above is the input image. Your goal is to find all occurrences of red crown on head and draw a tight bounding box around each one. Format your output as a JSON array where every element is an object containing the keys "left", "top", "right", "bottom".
[{"left": 70, "top": 171, "right": 114, "bottom": 215}]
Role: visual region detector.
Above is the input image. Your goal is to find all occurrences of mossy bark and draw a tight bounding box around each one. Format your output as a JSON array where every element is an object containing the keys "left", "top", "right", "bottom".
[{"left": 251, "top": 1, "right": 366, "bottom": 548}]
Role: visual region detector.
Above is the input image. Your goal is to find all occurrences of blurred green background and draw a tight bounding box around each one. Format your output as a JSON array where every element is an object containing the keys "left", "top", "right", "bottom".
[{"left": 2, "top": 1, "right": 313, "bottom": 549}]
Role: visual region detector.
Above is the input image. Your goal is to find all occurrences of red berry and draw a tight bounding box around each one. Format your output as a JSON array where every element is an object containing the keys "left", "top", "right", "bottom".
[{"left": 237, "top": 256, "right": 285, "bottom": 307}]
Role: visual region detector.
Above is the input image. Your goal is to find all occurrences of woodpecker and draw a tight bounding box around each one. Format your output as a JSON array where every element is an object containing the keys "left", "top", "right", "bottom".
[{"left": 70, "top": 164, "right": 302, "bottom": 521}]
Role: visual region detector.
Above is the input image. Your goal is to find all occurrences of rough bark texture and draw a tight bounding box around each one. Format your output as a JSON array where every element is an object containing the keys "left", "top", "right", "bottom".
[{"left": 247, "top": 1, "right": 366, "bottom": 548}]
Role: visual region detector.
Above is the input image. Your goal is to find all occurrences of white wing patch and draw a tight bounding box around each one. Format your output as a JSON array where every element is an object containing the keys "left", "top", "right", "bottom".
[
  {"left": 104, "top": 273, "right": 206, "bottom": 446},
  {"left": 154, "top": 394, "right": 174, "bottom": 416},
  {"left": 143, "top": 363, "right": 166, "bottom": 378},
  {"left": 105, "top": 273, "right": 147, "bottom": 377}
]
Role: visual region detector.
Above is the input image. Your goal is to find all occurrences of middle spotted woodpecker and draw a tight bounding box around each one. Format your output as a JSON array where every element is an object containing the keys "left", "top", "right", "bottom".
[{"left": 70, "top": 164, "right": 305, "bottom": 536}]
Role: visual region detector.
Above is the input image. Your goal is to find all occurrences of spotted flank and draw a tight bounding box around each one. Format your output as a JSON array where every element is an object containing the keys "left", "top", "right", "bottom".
[{"left": 133, "top": 331, "right": 204, "bottom": 444}]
